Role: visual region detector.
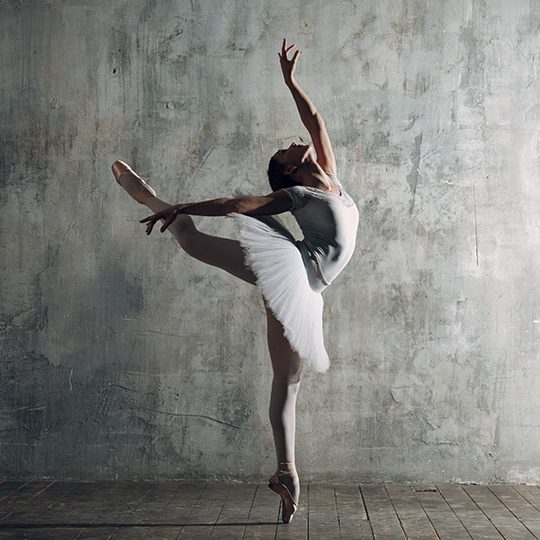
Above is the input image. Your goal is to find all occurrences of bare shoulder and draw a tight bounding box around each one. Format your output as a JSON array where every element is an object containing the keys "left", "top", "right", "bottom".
[
  {"left": 269, "top": 188, "right": 297, "bottom": 210},
  {"left": 267, "top": 188, "right": 294, "bottom": 198}
]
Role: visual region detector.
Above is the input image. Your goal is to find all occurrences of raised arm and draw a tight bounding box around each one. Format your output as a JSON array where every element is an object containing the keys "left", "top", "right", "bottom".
[
  {"left": 279, "top": 38, "right": 337, "bottom": 176},
  {"left": 140, "top": 191, "right": 293, "bottom": 234}
]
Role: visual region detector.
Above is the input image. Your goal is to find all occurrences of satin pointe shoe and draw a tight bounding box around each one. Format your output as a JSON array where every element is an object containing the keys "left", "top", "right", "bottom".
[
  {"left": 267, "top": 471, "right": 299, "bottom": 523},
  {"left": 111, "top": 159, "right": 156, "bottom": 203}
]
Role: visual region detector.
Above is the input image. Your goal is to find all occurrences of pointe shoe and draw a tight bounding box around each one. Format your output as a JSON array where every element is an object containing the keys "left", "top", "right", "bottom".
[
  {"left": 111, "top": 160, "right": 156, "bottom": 204},
  {"left": 267, "top": 471, "right": 299, "bottom": 523}
]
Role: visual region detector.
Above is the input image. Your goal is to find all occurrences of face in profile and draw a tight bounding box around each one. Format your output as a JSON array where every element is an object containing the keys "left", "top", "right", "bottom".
[
  {"left": 268, "top": 141, "right": 316, "bottom": 191},
  {"left": 272, "top": 142, "right": 314, "bottom": 169}
]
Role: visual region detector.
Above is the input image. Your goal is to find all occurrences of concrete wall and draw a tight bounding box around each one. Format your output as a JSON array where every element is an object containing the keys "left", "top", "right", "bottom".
[{"left": 1, "top": 0, "right": 540, "bottom": 482}]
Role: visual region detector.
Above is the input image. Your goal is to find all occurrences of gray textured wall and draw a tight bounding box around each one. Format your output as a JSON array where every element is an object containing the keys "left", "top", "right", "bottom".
[{"left": 2, "top": 0, "right": 540, "bottom": 483}]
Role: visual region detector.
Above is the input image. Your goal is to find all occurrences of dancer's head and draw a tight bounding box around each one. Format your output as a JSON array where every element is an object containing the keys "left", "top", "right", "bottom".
[{"left": 267, "top": 142, "right": 316, "bottom": 191}]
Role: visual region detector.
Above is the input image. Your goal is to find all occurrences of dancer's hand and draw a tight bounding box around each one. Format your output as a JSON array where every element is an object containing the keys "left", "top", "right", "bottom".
[
  {"left": 140, "top": 204, "right": 189, "bottom": 235},
  {"left": 279, "top": 38, "right": 300, "bottom": 85}
]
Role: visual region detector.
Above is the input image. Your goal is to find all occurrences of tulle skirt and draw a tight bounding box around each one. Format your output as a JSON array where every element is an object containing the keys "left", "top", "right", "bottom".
[{"left": 229, "top": 212, "right": 330, "bottom": 373}]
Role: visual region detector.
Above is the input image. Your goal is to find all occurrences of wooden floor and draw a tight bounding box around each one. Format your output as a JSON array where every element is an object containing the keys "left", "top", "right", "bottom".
[{"left": 0, "top": 479, "right": 539, "bottom": 539}]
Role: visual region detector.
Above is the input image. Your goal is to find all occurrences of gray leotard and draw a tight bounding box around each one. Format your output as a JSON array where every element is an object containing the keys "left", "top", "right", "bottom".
[{"left": 284, "top": 174, "right": 359, "bottom": 293}]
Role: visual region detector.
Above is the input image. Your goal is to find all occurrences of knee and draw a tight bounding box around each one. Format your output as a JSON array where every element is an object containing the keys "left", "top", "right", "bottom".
[
  {"left": 274, "top": 371, "right": 302, "bottom": 386},
  {"left": 288, "top": 371, "right": 301, "bottom": 385}
]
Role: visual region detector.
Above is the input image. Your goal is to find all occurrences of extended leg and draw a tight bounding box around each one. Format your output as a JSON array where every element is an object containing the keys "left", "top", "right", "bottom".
[
  {"left": 144, "top": 196, "right": 258, "bottom": 284},
  {"left": 265, "top": 303, "right": 302, "bottom": 504},
  {"left": 112, "top": 160, "right": 257, "bottom": 285}
]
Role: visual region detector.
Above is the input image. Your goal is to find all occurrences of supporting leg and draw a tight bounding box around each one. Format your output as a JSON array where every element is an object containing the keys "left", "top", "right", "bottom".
[
  {"left": 112, "top": 160, "right": 257, "bottom": 285},
  {"left": 265, "top": 303, "right": 302, "bottom": 504}
]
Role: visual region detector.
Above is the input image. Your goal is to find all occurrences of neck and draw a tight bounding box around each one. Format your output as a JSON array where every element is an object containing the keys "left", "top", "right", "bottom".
[{"left": 294, "top": 161, "right": 332, "bottom": 189}]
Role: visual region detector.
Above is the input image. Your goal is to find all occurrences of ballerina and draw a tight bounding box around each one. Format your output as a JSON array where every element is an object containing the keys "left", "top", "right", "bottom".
[{"left": 111, "top": 38, "right": 359, "bottom": 523}]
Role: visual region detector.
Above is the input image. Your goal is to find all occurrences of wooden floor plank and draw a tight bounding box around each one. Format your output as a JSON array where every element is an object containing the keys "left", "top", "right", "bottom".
[
  {"left": 171, "top": 483, "right": 217, "bottom": 538},
  {"left": 0, "top": 480, "right": 56, "bottom": 522},
  {"left": 1, "top": 480, "right": 155, "bottom": 539},
  {"left": 515, "top": 486, "right": 540, "bottom": 512},
  {"left": 122, "top": 481, "right": 185, "bottom": 521},
  {"left": 334, "top": 483, "right": 373, "bottom": 539},
  {"left": 307, "top": 483, "right": 340, "bottom": 539},
  {"left": 0, "top": 480, "right": 537, "bottom": 539},
  {"left": 2, "top": 481, "right": 96, "bottom": 525},
  {"left": 361, "top": 484, "right": 405, "bottom": 539},
  {"left": 177, "top": 482, "right": 243, "bottom": 538},
  {"left": 210, "top": 482, "right": 257, "bottom": 538},
  {"left": 109, "top": 525, "right": 182, "bottom": 540},
  {"left": 0, "top": 480, "right": 30, "bottom": 503},
  {"left": 0, "top": 527, "right": 87, "bottom": 538},
  {"left": 82, "top": 481, "right": 157, "bottom": 538},
  {"left": 76, "top": 481, "right": 207, "bottom": 539},
  {"left": 108, "top": 481, "right": 178, "bottom": 538},
  {"left": 385, "top": 484, "right": 437, "bottom": 539},
  {"left": 413, "top": 485, "right": 471, "bottom": 539},
  {"left": 76, "top": 526, "right": 120, "bottom": 539},
  {"left": 243, "top": 483, "right": 280, "bottom": 539},
  {"left": 463, "top": 485, "right": 536, "bottom": 539},
  {"left": 436, "top": 484, "right": 503, "bottom": 539},
  {"left": 69, "top": 481, "right": 163, "bottom": 539},
  {"left": 67, "top": 480, "right": 156, "bottom": 531},
  {"left": 489, "top": 485, "right": 540, "bottom": 538}
]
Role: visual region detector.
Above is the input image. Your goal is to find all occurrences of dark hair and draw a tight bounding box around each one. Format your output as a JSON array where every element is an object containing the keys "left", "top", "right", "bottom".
[{"left": 267, "top": 157, "right": 297, "bottom": 191}]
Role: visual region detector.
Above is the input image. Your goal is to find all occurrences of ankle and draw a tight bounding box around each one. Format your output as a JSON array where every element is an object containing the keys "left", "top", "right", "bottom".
[{"left": 277, "top": 461, "right": 297, "bottom": 475}]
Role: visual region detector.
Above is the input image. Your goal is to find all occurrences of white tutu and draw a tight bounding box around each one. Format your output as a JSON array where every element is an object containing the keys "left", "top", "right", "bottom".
[{"left": 229, "top": 212, "right": 330, "bottom": 373}]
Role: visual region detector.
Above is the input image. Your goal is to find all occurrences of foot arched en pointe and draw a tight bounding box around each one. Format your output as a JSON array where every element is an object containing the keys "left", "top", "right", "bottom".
[
  {"left": 111, "top": 160, "right": 157, "bottom": 204},
  {"left": 268, "top": 461, "right": 300, "bottom": 523}
]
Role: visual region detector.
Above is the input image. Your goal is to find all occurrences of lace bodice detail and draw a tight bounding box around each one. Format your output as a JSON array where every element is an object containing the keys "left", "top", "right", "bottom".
[{"left": 284, "top": 173, "right": 355, "bottom": 211}]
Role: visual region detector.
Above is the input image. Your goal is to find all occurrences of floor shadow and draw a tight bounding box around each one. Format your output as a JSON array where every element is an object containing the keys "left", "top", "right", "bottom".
[{"left": 0, "top": 521, "right": 279, "bottom": 529}]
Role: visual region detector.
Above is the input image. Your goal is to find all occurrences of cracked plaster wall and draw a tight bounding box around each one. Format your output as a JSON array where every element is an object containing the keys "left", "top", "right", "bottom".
[{"left": 1, "top": 0, "right": 540, "bottom": 482}]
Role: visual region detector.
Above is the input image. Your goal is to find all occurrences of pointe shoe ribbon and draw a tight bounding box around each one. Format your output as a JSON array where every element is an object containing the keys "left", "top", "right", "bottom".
[
  {"left": 111, "top": 160, "right": 156, "bottom": 203},
  {"left": 267, "top": 473, "right": 299, "bottom": 523}
]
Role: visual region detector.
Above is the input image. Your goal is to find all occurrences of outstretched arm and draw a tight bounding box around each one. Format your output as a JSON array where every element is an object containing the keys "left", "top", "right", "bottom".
[
  {"left": 279, "top": 38, "right": 337, "bottom": 175},
  {"left": 140, "top": 191, "right": 293, "bottom": 234}
]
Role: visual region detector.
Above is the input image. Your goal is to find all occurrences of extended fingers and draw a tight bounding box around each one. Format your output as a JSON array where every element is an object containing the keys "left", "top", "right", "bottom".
[
  {"left": 141, "top": 211, "right": 163, "bottom": 235},
  {"left": 145, "top": 218, "right": 157, "bottom": 235},
  {"left": 140, "top": 211, "right": 162, "bottom": 223},
  {"left": 281, "top": 38, "right": 296, "bottom": 57}
]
